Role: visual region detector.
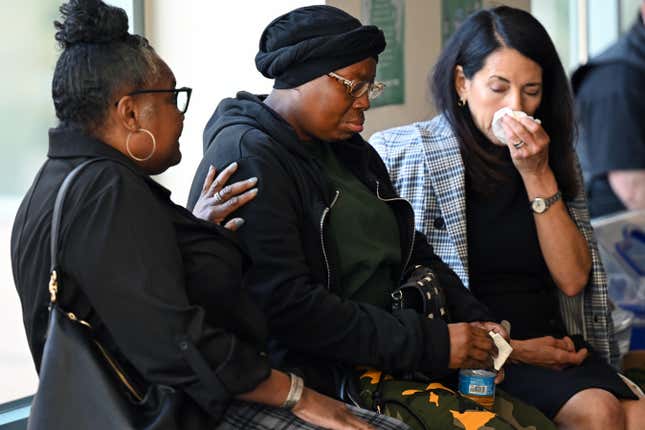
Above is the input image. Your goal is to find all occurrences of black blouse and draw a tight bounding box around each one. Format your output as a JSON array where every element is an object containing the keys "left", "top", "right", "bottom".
[
  {"left": 11, "top": 128, "right": 271, "bottom": 423},
  {"left": 465, "top": 158, "right": 567, "bottom": 340}
]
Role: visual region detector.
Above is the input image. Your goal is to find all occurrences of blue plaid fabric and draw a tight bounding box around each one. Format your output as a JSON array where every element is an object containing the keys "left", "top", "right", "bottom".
[
  {"left": 370, "top": 115, "right": 619, "bottom": 366},
  {"left": 215, "top": 400, "right": 410, "bottom": 429}
]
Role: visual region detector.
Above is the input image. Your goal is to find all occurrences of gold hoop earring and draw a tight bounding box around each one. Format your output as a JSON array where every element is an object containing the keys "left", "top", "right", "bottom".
[
  {"left": 457, "top": 98, "right": 467, "bottom": 107},
  {"left": 125, "top": 128, "right": 156, "bottom": 162}
]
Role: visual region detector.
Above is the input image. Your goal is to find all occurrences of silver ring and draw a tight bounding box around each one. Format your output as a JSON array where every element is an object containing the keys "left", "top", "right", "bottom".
[
  {"left": 213, "top": 190, "right": 224, "bottom": 203},
  {"left": 513, "top": 140, "right": 526, "bottom": 149}
]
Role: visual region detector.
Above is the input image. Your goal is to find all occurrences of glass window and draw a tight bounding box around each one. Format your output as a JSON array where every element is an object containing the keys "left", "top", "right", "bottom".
[
  {"left": 621, "top": 0, "right": 642, "bottom": 32},
  {"left": 0, "top": 0, "right": 59, "bottom": 405},
  {"left": 588, "top": 0, "right": 619, "bottom": 58},
  {"left": 533, "top": 0, "right": 642, "bottom": 74},
  {"left": 532, "top": 0, "right": 580, "bottom": 72}
]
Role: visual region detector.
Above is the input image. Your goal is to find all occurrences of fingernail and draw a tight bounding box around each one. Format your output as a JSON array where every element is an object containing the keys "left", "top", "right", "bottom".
[
  {"left": 209, "top": 165, "right": 214, "bottom": 172},
  {"left": 250, "top": 188, "right": 258, "bottom": 196},
  {"left": 235, "top": 218, "right": 245, "bottom": 226},
  {"left": 230, "top": 162, "right": 238, "bottom": 169},
  {"left": 248, "top": 177, "right": 258, "bottom": 184}
]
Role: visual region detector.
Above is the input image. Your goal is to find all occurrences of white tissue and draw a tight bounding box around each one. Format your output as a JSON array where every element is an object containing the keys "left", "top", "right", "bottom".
[
  {"left": 491, "top": 107, "right": 541, "bottom": 145},
  {"left": 489, "top": 331, "right": 513, "bottom": 371}
]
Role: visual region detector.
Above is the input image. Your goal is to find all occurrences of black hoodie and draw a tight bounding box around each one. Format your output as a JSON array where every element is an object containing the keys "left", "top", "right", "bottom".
[
  {"left": 572, "top": 16, "right": 645, "bottom": 217},
  {"left": 188, "top": 92, "right": 493, "bottom": 396}
]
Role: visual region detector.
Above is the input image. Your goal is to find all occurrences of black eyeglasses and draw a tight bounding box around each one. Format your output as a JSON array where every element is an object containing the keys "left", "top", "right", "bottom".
[
  {"left": 114, "top": 87, "right": 193, "bottom": 114},
  {"left": 327, "top": 72, "right": 385, "bottom": 100}
]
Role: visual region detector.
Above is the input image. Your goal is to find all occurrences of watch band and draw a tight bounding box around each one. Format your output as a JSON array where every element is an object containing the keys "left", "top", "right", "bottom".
[
  {"left": 544, "top": 190, "right": 562, "bottom": 206},
  {"left": 281, "top": 372, "right": 304, "bottom": 409}
]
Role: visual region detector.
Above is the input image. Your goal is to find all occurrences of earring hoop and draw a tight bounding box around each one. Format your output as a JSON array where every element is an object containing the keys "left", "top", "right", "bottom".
[{"left": 125, "top": 128, "right": 156, "bottom": 162}]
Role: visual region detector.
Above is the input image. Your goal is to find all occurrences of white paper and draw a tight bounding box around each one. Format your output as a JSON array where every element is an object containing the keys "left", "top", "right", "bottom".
[
  {"left": 491, "top": 107, "right": 541, "bottom": 145},
  {"left": 489, "top": 331, "right": 513, "bottom": 371}
]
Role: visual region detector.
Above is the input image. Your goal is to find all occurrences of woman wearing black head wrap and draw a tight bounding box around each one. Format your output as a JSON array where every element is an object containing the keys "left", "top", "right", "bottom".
[
  {"left": 187, "top": 6, "right": 556, "bottom": 430},
  {"left": 12, "top": 1, "right": 408, "bottom": 429}
]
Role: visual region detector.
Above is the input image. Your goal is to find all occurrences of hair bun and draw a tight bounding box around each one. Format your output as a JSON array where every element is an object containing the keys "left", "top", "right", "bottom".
[{"left": 55, "top": 0, "right": 129, "bottom": 48}]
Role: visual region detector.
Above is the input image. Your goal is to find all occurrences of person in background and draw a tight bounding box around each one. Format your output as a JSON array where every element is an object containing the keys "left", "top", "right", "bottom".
[
  {"left": 571, "top": 1, "right": 645, "bottom": 218},
  {"left": 189, "top": 5, "right": 555, "bottom": 430},
  {"left": 371, "top": 6, "right": 645, "bottom": 430},
  {"left": 11, "top": 1, "right": 407, "bottom": 429}
]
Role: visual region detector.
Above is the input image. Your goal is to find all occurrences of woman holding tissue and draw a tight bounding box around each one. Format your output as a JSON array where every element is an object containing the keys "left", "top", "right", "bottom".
[{"left": 371, "top": 6, "right": 645, "bottom": 430}]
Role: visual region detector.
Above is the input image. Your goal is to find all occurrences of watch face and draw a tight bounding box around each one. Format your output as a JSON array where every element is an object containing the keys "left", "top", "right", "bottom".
[{"left": 532, "top": 198, "right": 547, "bottom": 213}]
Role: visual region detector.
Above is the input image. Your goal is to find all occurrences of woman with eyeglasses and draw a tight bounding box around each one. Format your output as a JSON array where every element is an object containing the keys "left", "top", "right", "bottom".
[
  {"left": 188, "top": 6, "right": 556, "bottom": 430},
  {"left": 10, "top": 1, "right": 409, "bottom": 429}
]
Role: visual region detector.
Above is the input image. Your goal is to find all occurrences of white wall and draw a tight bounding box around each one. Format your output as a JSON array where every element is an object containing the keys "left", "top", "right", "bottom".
[{"left": 144, "top": 0, "right": 321, "bottom": 205}]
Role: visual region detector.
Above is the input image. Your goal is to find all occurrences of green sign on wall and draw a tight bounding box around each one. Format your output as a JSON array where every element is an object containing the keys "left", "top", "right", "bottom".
[
  {"left": 441, "top": 0, "right": 482, "bottom": 46},
  {"left": 362, "top": 0, "right": 405, "bottom": 107}
]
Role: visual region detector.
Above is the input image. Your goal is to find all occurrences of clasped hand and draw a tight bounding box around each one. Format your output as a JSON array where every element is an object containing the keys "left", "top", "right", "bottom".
[{"left": 511, "top": 336, "right": 588, "bottom": 370}]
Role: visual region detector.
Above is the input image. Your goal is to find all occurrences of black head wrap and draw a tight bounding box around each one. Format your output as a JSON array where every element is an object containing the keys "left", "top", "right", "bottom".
[{"left": 255, "top": 5, "right": 386, "bottom": 89}]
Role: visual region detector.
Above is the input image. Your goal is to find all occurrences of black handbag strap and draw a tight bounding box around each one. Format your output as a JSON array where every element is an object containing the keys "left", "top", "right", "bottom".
[
  {"left": 48, "top": 157, "right": 142, "bottom": 305},
  {"left": 50, "top": 158, "right": 108, "bottom": 273},
  {"left": 46, "top": 157, "right": 148, "bottom": 400}
]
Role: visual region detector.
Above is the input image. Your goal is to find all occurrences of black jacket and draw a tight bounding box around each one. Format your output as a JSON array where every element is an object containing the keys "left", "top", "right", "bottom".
[
  {"left": 188, "top": 92, "right": 493, "bottom": 396},
  {"left": 572, "top": 15, "right": 645, "bottom": 217},
  {"left": 11, "top": 128, "right": 271, "bottom": 425}
]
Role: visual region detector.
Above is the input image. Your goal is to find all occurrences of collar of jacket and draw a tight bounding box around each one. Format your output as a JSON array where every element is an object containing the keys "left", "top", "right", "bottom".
[{"left": 47, "top": 127, "right": 172, "bottom": 198}]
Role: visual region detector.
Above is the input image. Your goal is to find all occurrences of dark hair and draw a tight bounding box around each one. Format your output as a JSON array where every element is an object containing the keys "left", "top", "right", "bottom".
[
  {"left": 431, "top": 6, "right": 578, "bottom": 199},
  {"left": 52, "top": 0, "right": 159, "bottom": 133}
]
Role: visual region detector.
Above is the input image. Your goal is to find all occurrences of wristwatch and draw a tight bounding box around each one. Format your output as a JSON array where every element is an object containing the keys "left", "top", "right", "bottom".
[{"left": 530, "top": 190, "right": 562, "bottom": 214}]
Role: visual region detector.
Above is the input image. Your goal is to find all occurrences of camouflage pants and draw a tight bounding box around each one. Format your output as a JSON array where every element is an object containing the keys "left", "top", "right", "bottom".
[{"left": 356, "top": 369, "right": 557, "bottom": 430}]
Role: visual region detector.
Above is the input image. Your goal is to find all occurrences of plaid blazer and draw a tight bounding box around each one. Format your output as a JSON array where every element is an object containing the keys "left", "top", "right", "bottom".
[{"left": 370, "top": 114, "right": 619, "bottom": 366}]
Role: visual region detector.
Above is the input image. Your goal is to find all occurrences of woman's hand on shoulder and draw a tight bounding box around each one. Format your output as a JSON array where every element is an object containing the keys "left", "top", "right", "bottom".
[
  {"left": 501, "top": 115, "right": 552, "bottom": 180},
  {"left": 510, "top": 336, "right": 588, "bottom": 370},
  {"left": 292, "top": 387, "right": 374, "bottom": 430},
  {"left": 192, "top": 163, "right": 258, "bottom": 231}
]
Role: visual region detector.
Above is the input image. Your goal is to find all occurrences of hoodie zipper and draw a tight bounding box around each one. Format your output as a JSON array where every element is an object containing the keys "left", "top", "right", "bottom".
[
  {"left": 375, "top": 180, "right": 415, "bottom": 281},
  {"left": 320, "top": 190, "right": 341, "bottom": 290}
]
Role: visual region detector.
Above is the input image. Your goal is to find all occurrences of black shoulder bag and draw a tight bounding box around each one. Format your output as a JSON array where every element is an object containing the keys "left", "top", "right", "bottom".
[
  {"left": 27, "top": 159, "right": 181, "bottom": 430},
  {"left": 391, "top": 265, "right": 451, "bottom": 322}
]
